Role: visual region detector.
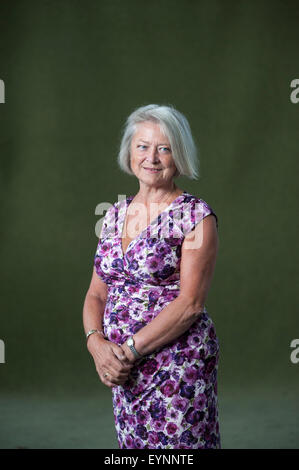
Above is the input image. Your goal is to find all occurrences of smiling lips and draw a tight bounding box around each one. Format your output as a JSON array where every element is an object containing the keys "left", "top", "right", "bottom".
[{"left": 144, "top": 167, "right": 162, "bottom": 172}]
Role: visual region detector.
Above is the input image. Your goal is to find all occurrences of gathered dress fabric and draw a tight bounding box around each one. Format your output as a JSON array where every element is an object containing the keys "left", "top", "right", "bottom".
[{"left": 94, "top": 190, "right": 221, "bottom": 449}]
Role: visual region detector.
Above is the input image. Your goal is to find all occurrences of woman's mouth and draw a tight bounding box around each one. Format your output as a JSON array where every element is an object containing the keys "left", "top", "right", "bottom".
[{"left": 143, "top": 167, "right": 162, "bottom": 173}]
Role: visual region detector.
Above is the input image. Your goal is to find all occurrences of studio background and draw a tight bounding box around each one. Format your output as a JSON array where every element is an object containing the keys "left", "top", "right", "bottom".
[{"left": 0, "top": 0, "right": 298, "bottom": 449}]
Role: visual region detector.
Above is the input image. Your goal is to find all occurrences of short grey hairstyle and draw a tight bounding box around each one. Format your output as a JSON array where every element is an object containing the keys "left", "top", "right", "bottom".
[{"left": 117, "top": 104, "right": 199, "bottom": 180}]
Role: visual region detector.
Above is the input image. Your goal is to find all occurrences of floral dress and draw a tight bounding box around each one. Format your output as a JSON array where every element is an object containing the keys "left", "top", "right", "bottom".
[{"left": 94, "top": 190, "right": 221, "bottom": 449}]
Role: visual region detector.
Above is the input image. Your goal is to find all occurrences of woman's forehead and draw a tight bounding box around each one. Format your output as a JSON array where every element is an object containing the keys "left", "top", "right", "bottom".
[{"left": 133, "top": 122, "right": 169, "bottom": 142}]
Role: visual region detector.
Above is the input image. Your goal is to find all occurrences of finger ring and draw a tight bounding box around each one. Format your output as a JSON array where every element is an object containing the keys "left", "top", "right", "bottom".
[{"left": 104, "top": 372, "right": 109, "bottom": 378}]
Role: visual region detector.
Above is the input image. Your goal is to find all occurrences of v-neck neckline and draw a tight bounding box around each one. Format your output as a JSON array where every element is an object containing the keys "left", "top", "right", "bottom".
[{"left": 119, "top": 189, "right": 187, "bottom": 258}]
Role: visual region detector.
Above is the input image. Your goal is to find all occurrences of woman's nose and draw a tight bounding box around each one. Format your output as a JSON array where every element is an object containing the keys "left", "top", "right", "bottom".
[{"left": 146, "top": 146, "right": 160, "bottom": 162}]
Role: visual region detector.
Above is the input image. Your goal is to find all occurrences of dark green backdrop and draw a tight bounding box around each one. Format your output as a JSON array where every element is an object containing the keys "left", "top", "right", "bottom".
[{"left": 0, "top": 0, "right": 298, "bottom": 449}]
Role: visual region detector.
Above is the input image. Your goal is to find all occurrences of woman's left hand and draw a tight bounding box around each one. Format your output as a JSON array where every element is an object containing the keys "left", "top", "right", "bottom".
[{"left": 120, "top": 342, "right": 137, "bottom": 365}]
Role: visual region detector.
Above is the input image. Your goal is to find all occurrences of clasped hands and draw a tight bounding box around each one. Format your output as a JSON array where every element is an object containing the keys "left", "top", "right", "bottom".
[{"left": 88, "top": 334, "right": 138, "bottom": 389}]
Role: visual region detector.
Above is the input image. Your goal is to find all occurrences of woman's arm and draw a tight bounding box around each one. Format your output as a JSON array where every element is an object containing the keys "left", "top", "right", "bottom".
[
  {"left": 83, "top": 266, "right": 108, "bottom": 341},
  {"left": 121, "top": 214, "right": 219, "bottom": 362},
  {"left": 83, "top": 266, "right": 133, "bottom": 386}
]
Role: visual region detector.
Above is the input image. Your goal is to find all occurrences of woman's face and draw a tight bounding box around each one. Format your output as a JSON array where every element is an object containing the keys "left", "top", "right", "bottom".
[{"left": 130, "top": 121, "right": 178, "bottom": 187}]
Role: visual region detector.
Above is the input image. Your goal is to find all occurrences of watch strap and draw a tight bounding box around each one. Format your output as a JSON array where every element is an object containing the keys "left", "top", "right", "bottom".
[{"left": 127, "top": 337, "right": 142, "bottom": 358}]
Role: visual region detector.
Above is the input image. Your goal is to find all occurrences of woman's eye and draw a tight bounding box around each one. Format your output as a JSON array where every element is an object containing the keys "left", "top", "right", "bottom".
[
  {"left": 138, "top": 145, "right": 147, "bottom": 150},
  {"left": 160, "top": 147, "right": 170, "bottom": 152}
]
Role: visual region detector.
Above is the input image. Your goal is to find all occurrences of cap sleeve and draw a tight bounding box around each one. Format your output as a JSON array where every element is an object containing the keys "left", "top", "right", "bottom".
[
  {"left": 180, "top": 197, "right": 218, "bottom": 237},
  {"left": 197, "top": 199, "right": 218, "bottom": 231}
]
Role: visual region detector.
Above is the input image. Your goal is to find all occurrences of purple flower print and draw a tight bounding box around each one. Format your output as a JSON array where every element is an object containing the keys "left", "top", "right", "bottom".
[
  {"left": 126, "top": 284, "right": 139, "bottom": 295},
  {"left": 133, "top": 437, "right": 145, "bottom": 449},
  {"left": 148, "top": 431, "right": 160, "bottom": 446},
  {"left": 203, "top": 423, "right": 216, "bottom": 447},
  {"left": 132, "top": 402, "right": 139, "bottom": 413},
  {"left": 182, "top": 366, "right": 199, "bottom": 385},
  {"left": 108, "top": 312, "right": 118, "bottom": 326},
  {"left": 136, "top": 424, "right": 148, "bottom": 440},
  {"left": 116, "top": 306, "right": 130, "bottom": 322},
  {"left": 130, "top": 383, "right": 145, "bottom": 396},
  {"left": 160, "top": 291, "right": 178, "bottom": 305},
  {"left": 136, "top": 409, "right": 150, "bottom": 425},
  {"left": 193, "top": 393, "right": 207, "bottom": 411},
  {"left": 187, "top": 333, "right": 202, "bottom": 348},
  {"left": 111, "top": 258, "right": 124, "bottom": 271},
  {"left": 130, "top": 321, "right": 147, "bottom": 335},
  {"left": 94, "top": 258, "right": 102, "bottom": 271},
  {"left": 145, "top": 254, "right": 164, "bottom": 272},
  {"left": 169, "top": 436, "right": 179, "bottom": 446},
  {"left": 204, "top": 356, "right": 216, "bottom": 375},
  {"left": 94, "top": 192, "right": 220, "bottom": 449},
  {"left": 149, "top": 290, "right": 160, "bottom": 303},
  {"left": 143, "top": 311, "right": 155, "bottom": 323},
  {"left": 209, "top": 433, "right": 219, "bottom": 448},
  {"left": 99, "top": 239, "right": 113, "bottom": 252},
  {"left": 124, "top": 435, "right": 135, "bottom": 448},
  {"left": 140, "top": 358, "right": 159, "bottom": 376},
  {"left": 185, "top": 407, "right": 205, "bottom": 425},
  {"left": 208, "top": 325, "right": 216, "bottom": 340},
  {"left": 152, "top": 418, "right": 166, "bottom": 432},
  {"left": 120, "top": 407, "right": 128, "bottom": 420},
  {"left": 146, "top": 237, "right": 158, "bottom": 247},
  {"left": 192, "top": 420, "right": 206, "bottom": 437},
  {"left": 208, "top": 405, "right": 216, "bottom": 422},
  {"left": 185, "top": 348, "right": 201, "bottom": 361},
  {"left": 180, "top": 430, "right": 198, "bottom": 446},
  {"left": 166, "top": 407, "right": 179, "bottom": 421},
  {"left": 160, "top": 379, "right": 179, "bottom": 397},
  {"left": 127, "top": 414, "right": 137, "bottom": 426},
  {"left": 128, "top": 260, "right": 139, "bottom": 271},
  {"left": 124, "top": 389, "right": 135, "bottom": 403},
  {"left": 153, "top": 370, "right": 170, "bottom": 385},
  {"left": 157, "top": 431, "right": 169, "bottom": 445},
  {"left": 158, "top": 264, "right": 175, "bottom": 280},
  {"left": 156, "top": 350, "right": 172, "bottom": 367},
  {"left": 155, "top": 243, "right": 172, "bottom": 256},
  {"left": 171, "top": 366, "right": 181, "bottom": 381},
  {"left": 179, "top": 381, "right": 195, "bottom": 399},
  {"left": 171, "top": 396, "right": 189, "bottom": 413},
  {"left": 149, "top": 399, "right": 167, "bottom": 420},
  {"left": 176, "top": 335, "right": 189, "bottom": 351},
  {"left": 136, "top": 239, "right": 146, "bottom": 250},
  {"left": 173, "top": 352, "right": 186, "bottom": 366},
  {"left": 117, "top": 417, "right": 125, "bottom": 430},
  {"left": 207, "top": 339, "right": 219, "bottom": 356},
  {"left": 204, "top": 386, "right": 213, "bottom": 401},
  {"left": 141, "top": 376, "right": 152, "bottom": 390},
  {"left": 163, "top": 234, "right": 181, "bottom": 246},
  {"left": 113, "top": 394, "right": 122, "bottom": 407},
  {"left": 210, "top": 369, "right": 218, "bottom": 386},
  {"left": 166, "top": 422, "right": 178, "bottom": 435},
  {"left": 109, "top": 328, "right": 123, "bottom": 343}
]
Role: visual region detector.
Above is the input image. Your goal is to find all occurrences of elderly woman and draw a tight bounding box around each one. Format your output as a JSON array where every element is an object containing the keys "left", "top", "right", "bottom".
[{"left": 82, "top": 104, "right": 221, "bottom": 449}]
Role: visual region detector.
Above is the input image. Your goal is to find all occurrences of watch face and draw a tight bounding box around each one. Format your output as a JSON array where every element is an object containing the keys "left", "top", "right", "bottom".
[{"left": 127, "top": 337, "right": 133, "bottom": 346}]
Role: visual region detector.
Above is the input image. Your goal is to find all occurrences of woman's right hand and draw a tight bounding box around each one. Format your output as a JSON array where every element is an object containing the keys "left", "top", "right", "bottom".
[{"left": 87, "top": 334, "right": 134, "bottom": 388}]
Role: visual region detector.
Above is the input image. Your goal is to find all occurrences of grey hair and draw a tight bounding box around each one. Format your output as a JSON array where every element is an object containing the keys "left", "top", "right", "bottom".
[{"left": 117, "top": 104, "right": 199, "bottom": 180}]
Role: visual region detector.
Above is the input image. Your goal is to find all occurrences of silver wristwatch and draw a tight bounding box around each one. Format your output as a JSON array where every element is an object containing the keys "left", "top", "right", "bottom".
[{"left": 126, "top": 336, "right": 142, "bottom": 359}]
